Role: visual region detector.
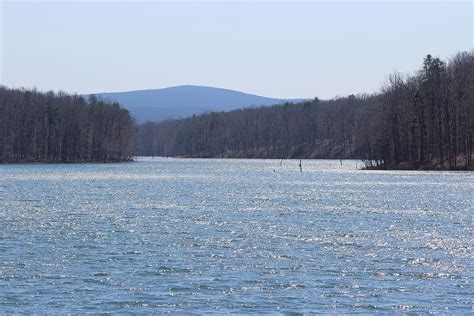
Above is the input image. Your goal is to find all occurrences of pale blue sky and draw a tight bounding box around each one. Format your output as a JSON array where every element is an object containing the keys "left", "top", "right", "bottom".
[{"left": 1, "top": 1, "right": 472, "bottom": 99}]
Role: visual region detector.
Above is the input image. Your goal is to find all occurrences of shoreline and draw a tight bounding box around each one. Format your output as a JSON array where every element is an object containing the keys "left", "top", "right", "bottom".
[{"left": 2, "top": 156, "right": 472, "bottom": 171}]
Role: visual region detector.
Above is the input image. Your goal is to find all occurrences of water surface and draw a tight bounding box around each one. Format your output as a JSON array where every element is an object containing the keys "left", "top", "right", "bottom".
[{"left": 0, "top": 158, "right": 472, "bottom": 313}]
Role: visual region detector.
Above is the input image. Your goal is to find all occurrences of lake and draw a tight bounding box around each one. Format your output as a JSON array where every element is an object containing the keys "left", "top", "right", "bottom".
[{"left": 0, "top": 158, "right": 472, "bottom": 314}]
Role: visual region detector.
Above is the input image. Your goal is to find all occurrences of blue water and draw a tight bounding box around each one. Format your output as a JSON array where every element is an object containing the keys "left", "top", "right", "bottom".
[{"left": 0, "top": 158, "right": 473, "bottom": 314}]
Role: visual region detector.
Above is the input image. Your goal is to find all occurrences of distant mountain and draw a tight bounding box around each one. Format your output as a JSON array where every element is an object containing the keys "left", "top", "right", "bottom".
[{"left": 89, "top": 85, "right": 304, "bottom": 123}]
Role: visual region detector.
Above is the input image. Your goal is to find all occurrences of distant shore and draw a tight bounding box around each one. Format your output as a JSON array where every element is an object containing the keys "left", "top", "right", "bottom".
[{"left": 142, "top": 156, "right": 473, "bottom": 171}]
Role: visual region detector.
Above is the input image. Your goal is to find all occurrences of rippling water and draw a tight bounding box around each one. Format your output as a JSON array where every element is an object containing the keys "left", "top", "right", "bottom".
[{"left": 0, "top": 158, "right": 472, "bottom": 313}]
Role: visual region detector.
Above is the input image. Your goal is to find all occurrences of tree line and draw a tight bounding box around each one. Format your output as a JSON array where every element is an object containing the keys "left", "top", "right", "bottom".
[
  {"left": 1, "top": 51, "right": 471, "bottom": 168},
  {"left": 137, "top": 51, "right": 473, "bottom": 170},
  {"left": 137, "top": 95, "right": 375, "bottom": 159},
  {"left": 0, "top": 87, "right": 135, "bottom": 163},
  {"left": 364, "top": 52, "right": 473, "bottom": 169}
]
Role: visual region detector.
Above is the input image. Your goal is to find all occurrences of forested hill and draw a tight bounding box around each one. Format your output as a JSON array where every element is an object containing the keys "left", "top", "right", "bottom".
[
  {"left": 0, "top": 87, "right": 135, "bottom": 163},
  {"left": 91, "top": 85, "right": 304, "bottom": 123},
  {"left": 138, "top": 96, "right": 374, "bottom": 159},
  {"left": 138, "top": 51, "right": 473, "bottom": 170}
]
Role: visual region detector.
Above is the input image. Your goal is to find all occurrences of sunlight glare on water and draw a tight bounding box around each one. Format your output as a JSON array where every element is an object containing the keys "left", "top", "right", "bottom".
[{"left": 0, "top": 158, "right": 473, "bottom": 313}]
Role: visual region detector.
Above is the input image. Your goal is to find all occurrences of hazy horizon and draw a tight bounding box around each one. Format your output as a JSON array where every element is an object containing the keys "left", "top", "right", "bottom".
[{"left": 1, "top": 1, "right": 472, "bottom": 99}]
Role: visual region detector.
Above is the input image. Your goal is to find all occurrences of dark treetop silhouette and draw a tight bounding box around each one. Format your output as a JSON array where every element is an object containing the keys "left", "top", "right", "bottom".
[
  {"left": 1, "top": 51, "right": 472, "bottom": 169},
  {"left": 136, "top": 51, "right": 473, "bottom": 170},
  {"left": 0, "top": 87, "right": 135, "bottom": 163}
]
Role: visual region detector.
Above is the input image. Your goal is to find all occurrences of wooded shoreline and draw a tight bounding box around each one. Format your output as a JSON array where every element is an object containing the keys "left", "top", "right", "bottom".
[
  {"left": 0, "top": 88, "right": 135, "bottom": 163},
  {"left": 153, "top": 155, "right": 473, "bottom": 171},
  {"left": 137, "top": 51, "right": 473, "bottom": 171},
  {"left": 1, "top": 51, "right": 472, "bottom": 170}
]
